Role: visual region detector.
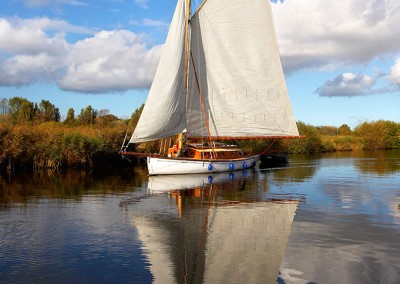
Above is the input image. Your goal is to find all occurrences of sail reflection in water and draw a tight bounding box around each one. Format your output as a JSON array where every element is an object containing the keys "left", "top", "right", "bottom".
[{"left": 130, "top": 172, "right": 298, "bottom": 283}]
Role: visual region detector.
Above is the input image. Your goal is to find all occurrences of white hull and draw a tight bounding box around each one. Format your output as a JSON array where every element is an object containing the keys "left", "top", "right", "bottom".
[{"left": 147, "top": 155, "right": 258, "bottom": 175}]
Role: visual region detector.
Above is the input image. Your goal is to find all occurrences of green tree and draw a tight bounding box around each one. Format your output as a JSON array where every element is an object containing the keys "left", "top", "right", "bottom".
[
  {"left": 36, "top": 100, "right": 60, "bottom": 122},
  {"left": 77, "top": 105, "right": 97, "bottom": 125},
  {"left": 54, "top": 107, "right": 61, "bottom": 122},
  {"left": 338, "top": 124, "right": 352, "bottom": 135},
  {"left": 317, "top": 126, "right": 338, "bottom": 136},
  {"left": 1, "top": 98, "right": 8, "bottom": 116},
  {"left": 9, "top": 97, "right": 34, "bottom": 123},
  {"left": 64, "top": 108, "right": 76, "bottom": 125},
  {"left": 355, "top": 120, "right": 400, "bottom": 149},
  {"left": 287, "top": 121, "right": 323, "bottom": 153},
  {"left": 129, "top": 104, "right": 144, "bottom": 131},
  {"left": 97, "top": 109, "right": 116, "bottom": 125},
  {"left": 97, "top": 109, "right": 118, "bottom": 126}
]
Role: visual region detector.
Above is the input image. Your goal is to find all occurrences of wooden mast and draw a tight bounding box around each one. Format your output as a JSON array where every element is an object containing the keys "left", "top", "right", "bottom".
[
  {"left": 176, "top": 0, "right": 191, "bottom": 157},
  {"left": 184, "top": 0, "right": 191, "bottom": 89}
]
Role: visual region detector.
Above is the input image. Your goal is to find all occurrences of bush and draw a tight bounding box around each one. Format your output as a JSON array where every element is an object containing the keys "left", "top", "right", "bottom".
[
  {"left": 355, "top": 120, "right": 400, "bottom": 150},
  {"left": 285, "top": 122, "right": 323, "bottom": 154},
  {"left": 61, "top": 132, "right": 104, "bottom": 167}
]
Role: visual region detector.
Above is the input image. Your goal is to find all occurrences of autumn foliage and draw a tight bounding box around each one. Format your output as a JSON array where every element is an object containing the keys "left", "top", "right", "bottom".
[
  {"left": 1, "top": 97, "right": 399, "bottom": 170},
  {"left": 1, "top": 97, "right": 129, "bottom": 170},
  {"left": 238, "top": 121, "right": 400, "bottom": 154}
]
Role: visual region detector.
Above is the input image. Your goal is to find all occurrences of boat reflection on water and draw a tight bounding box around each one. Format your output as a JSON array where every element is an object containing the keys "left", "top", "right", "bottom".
[
  {"left": 147, "top": 170, "right": 252, "bottom": 194},
  {"left": 131, "top": 171, "right": 298, "bottom": 283}
]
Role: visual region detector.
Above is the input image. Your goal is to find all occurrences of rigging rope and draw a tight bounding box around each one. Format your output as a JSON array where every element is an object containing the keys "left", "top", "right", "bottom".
[{"left": 190, "top": 51, "right": 217, "bottom": 158}]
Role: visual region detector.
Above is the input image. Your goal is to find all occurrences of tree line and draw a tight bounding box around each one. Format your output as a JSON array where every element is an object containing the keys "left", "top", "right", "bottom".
[
  {"left": 0, "top": 97, "right": 122, "bottom": 126},
  {"left": 0, "top": 97, "right": 141, "bottom": 170},
  {"left": 238, "top": 120, "right": 400, "bottom": 155},
  {"left": 1, "top": 96, "right": 399, "bottom": 170}
]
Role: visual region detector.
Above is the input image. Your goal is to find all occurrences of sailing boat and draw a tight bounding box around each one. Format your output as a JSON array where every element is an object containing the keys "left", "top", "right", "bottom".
[{"left": 121, "top": 0, "right": 300, "bottom": 175}]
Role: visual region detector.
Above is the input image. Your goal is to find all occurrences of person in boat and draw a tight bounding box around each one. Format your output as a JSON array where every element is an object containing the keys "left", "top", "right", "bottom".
[{"left": 177, "top": 132, "right": 188, "bottom": 157}]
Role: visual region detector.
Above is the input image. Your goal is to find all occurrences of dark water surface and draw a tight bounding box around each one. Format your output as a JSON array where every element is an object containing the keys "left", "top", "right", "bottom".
[{"left": 1, "top": 150, "right": 400, "bottom": 283}]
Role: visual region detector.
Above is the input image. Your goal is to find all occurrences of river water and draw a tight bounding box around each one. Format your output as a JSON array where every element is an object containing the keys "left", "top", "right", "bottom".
[{"left": 1, "top": 150, "right": 400, "bottom": 283}]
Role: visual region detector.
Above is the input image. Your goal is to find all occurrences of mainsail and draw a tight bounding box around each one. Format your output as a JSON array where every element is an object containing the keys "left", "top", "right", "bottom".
[{"left": 130, "top": 0, "right": 299, "bottom": 144}]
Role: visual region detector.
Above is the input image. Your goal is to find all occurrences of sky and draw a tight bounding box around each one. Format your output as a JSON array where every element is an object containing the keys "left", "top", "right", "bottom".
[{"left": 0, "top": 0, "right": 399, "bottom": 128}]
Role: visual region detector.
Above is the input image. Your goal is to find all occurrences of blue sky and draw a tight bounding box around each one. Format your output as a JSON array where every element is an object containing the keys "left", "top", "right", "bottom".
[{"left": 0, "top": 0, "right": 399, "bottom": 127}]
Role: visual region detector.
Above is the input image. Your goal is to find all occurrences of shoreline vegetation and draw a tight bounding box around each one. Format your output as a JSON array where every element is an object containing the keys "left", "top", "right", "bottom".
[{"left": 1, "top": 97, "right": 399, "bottom": 170}]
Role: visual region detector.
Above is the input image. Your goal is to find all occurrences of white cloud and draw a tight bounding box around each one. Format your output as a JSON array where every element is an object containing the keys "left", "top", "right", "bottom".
[
  {"left": 0, "top": 17, "right": 92, "bottom": 55},
  {"left": 389, "top": 58, "right": 400, "bottom": 86},
  {"left": 58, "top": 30, "right": 161, "bottom": 93},
  {"left": 142, "top": 18, "right": 169, "bottom": 29},
  {"left": 0, "top": 17, "right": 161, "bottom": 92},
  {"left": 0, "top": 18, "right": 67, "bottom": 55},
  {"left": 134, "top": 0, "right": 149, "bottom": 9},
  {"left": 0, "top": 17, "right": 69, "bottom": 86},
  {"left": 24, "top": 0, "right": 88, "bottom": 8},
  {"left": 19, "top": 17, "right": 93, "bottom": 34},
  {"left": 316, "top": 73, "right": 377, "bottom": 97},
  {"left": 0, "top": 53, "right": 65, "bottom": 86},
  {"left": 272, "top": 0, "right": 400, "bottom": 73},
  {"left": 2, "top": 0, "right": 400, "bottom": 95}
]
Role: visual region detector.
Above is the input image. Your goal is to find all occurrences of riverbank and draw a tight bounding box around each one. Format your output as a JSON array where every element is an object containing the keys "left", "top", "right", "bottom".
[
  {"left": 238, "top": 121, "right": 400, "bottom": 154},
  {"left": 0, "top": 121, "right": 130, "bottom": 170},
  {"left": 1, "top": 120, "right": 399, "bottom": 170}
]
